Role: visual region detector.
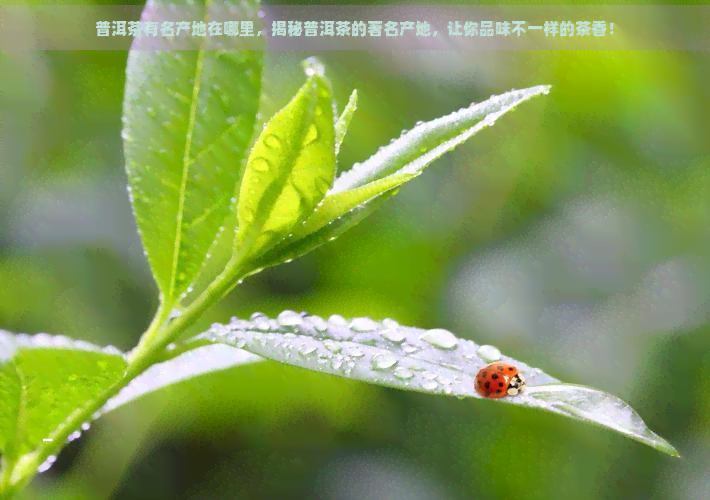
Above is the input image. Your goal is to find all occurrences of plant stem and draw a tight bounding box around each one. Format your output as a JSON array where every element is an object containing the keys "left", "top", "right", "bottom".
[{"left": 2, "top": 259, "right": 246, "bottom": 498}]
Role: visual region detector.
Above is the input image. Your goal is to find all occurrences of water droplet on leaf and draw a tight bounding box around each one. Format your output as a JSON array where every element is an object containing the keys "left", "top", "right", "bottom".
[
  {"left": 323, "top": 339, "right": 342, "bottom": 352},
  {"left": 350, "top": 317, "right": 378, "bottom": 332},
  {"left": 382, "top": 318, "right": 399, "bottom": 329},
  {"left": 308, "top": 315, "right": 329, "bottom": 331},
  {"left": 277, "top": 310, "right": 303, "bottom": 327},
  {"left": 419, "top": 328, "right": 458, "bottom": 350},
  {"left": 371, "top": 352, "right": 398, "bottom": 370},
  {"left": 263, "top": 134, "right": 282, "bottom": 150},
  {"left": 393, "top": 367, "right": 414, "bottom": 380},
  {"left": 381, "top": 328, "right": 405, "bottom": 343},
  {"left": 328, "top": 314, "right": 347, "bottom": 326},
  {"left": 251, "top": 158, "right": 270, "bottom": 172},
  {"left": 477, "top": 344, "right": 501, "bottom": 362},
  {"left": 348, "top": 346, "right": 365, "bottom": 358},
  {"left": 422, "top": 380, "right": 438, "bottom": 391},
  {"left": 302, "top": 56, "right": 325, "bottom": 77}
]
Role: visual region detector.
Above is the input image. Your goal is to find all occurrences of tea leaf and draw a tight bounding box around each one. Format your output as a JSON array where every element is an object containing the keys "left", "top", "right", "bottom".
[
  {"left": 195, "top": 313, "right": 678, "bottom": 457},
  {"left": 122, "top": 0, "right": 263, "bottom": 305},
  {"left": 235, "top": 69, "right": 336, "bottom": 259}
]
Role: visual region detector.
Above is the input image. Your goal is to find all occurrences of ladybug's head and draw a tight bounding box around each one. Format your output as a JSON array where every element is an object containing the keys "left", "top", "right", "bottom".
[{"left": 506, "top": 373, "right": 526, "bottom": 396}]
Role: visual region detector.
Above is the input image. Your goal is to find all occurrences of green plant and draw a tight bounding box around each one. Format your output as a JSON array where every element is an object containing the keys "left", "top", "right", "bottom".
[{"left": 0, "top": 5, "right": 679, "bottom": 498}]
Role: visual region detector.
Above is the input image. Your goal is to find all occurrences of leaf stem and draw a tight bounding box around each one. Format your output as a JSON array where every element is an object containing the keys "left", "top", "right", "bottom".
[
  {"left": 2, "top": 259, "right": 247, "bottom": 498},
  {"left": 0, "top": 444, "right": 17, "bottom": 495}
]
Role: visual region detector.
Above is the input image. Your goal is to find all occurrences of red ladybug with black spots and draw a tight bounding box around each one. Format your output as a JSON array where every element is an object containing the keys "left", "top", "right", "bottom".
[{"left": 475, "top": 362, "right": 526, "bottom": 398}]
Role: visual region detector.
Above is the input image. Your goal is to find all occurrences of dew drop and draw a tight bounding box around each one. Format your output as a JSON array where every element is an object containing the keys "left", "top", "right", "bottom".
[
  {"left": 67, "top": 430, "right": 82, "bottom": 442},
  {"left": 255, "top": 318, "right": 271, "bottom": 331},
  {"left": 263, "top": 134, "right": 282, "bottom": 150},
  {"left": 402, "top": 344, "right": 419, "bottom": 354},
  {"left": 38, "top": 455, "right": 57, "bottom": 473},
  {"left": 81, "top": 422, "right": 90, "bottom": 431},
  {"left": 393, "top": 367, "right": 414, "bottom": 380},
  {"left": 477, "top": 345, "right": 501, "bottom": 363},
  {"left": 328, "top": 314, "right": 348, "bottom": 326},
  {"left": 303, "top": 123, "right": 319, "bottom": 146},
  {"left": 348, "top": 346, "right": 365, "bottom": 358},
  {"left": 382, "top": 318, "right": 399, "bottom": 329},
  {"left": 371, "top": 352, "right": 398, "bottom": 371},
  {"left": 298, "top": 345, "right": 318, "bottom": 357},
  {"left": 422, "top": 380, "right": 438, "bottom": 391},
  {"left": 419, "top": 328, "right": 458, "bottom": 350},
  {"left": 277, "top": 310, "right": 303, "bottom": 327},
  {"left": 147, "top": 107, "right": 157, "bottom": 118},
  {"left": 381, "top": 327, "right": 405, "bottom": 343},
  {"left": 308, "top": 315, "right": 329, "bottom": 332},
  {"left": 302, "top": 56, "right": 325, "bottom": 77},
  {"left": 349, "top": 317, "right": 378, "bottom": 332},
  {"left": 250, "top": 158, "right": 270, "bottom": 172},
  {"left": 323, "top": 339, "right": 342, "bottom": 353}
]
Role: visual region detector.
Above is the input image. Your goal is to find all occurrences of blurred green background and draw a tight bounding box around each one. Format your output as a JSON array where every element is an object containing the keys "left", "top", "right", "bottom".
[{"left": 2, "top": 2, "right": 710, "bottom": 499}]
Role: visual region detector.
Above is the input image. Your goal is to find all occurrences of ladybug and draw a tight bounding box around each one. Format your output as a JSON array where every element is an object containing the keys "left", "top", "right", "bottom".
[{"left": 474, "top": 362, "right": 526, "bottom": 398}]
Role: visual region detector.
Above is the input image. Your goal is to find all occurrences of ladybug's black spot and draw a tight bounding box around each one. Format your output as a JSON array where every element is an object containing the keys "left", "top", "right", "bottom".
[
  {"left": 508, "top": 367, "right": 515, "bottom": 371},
  {"left": 498, "top": 366, "right": 504, "bottom": 371},
  {"left": 491, "top": 374, "right": 499, "bottom": 380},
  {"left": 498, "top": 382, "right": 504, "bottom": 388},
  {"left": 484, "top": 381, "right": 490, "bottom": 388},
  {"left": 495, "top": 389, "right": 502, "bottom": 393},
  {"left": 481, "top": 371, "right": 487, "bottom": 377}
]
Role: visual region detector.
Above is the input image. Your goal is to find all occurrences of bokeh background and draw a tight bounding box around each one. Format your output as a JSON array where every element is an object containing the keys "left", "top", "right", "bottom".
[{"left": 2, "top": 2, "right": 710, "bottom": 499}]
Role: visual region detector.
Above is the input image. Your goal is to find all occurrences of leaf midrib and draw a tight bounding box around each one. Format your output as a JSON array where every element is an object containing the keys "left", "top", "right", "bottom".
[
  {"left": 168, "top": 3, "right": 211, "bottom": 303},
  {"left": 5, "top": 359, "right": 27, "bottom": 468}
]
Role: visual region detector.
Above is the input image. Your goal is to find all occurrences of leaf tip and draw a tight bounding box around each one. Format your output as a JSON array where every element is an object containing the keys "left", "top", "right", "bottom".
[
  {"left": 301, "top": 56, "right": 326, "bottom": 78},
  {"left": 665, "top": 444, "right": 681, "bottom": 458}
]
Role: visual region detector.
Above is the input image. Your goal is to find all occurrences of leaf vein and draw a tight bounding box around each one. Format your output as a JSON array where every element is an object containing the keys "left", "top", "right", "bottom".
[
  {"left": 188, "top": 114, "right": 246, "bottom": 168},
  {"left": 188, "top": 193, "right": 231, "bottom": 229},
  {"left": 168, "top": 8, "right": 210, "bottom": 302}
]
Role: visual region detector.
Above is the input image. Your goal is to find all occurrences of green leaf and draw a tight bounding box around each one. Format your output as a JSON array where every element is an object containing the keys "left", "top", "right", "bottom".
[
  {"left": 335, "top": 89, "right": 357, "bottom": 156},
  {"left": 98, "top": 342, "right": 262, "bottom": 417},
  {"left": 239, "top": 86, "right": 551, "bottom": 276},
  {"left": 248, "top": 186, "right": 400, "bottom": 274},
  {"left": 293, "top": 172, "right": 417, "bottom": 239},
  {"left": 196, "top": 313, "right": 679, "bottom": 457},
  {"left": 122, "top": 0, "right": 263, "bottom": 306},
  {"left": 235, "top": 68, "right": 337, "bottom": 259},
  {"left": 331, "top": 85, "right": 551, "bottom": 194},
  {"left": 0, "top": 331, "right": 126, "bottom": 464}
]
